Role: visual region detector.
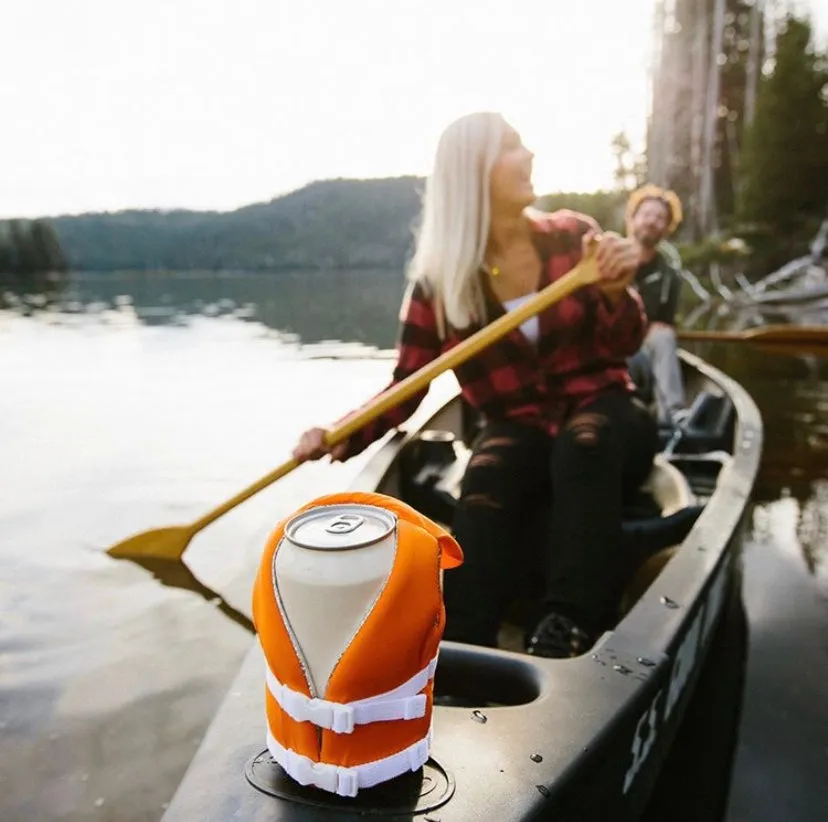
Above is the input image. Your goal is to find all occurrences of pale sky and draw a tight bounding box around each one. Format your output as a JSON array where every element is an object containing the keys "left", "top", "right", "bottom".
[{"left": 2, "top": 0, "right": 825, "bottom": 219}]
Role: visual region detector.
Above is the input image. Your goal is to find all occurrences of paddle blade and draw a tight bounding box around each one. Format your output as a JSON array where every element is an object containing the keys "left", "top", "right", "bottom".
[{"left": 106, "top": 525, "right": 195, "bottom": 561}]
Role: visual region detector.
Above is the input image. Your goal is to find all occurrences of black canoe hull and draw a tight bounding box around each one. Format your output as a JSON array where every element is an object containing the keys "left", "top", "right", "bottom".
[{"left": 161, "top": 351, "right": 762, "bottom": 821}]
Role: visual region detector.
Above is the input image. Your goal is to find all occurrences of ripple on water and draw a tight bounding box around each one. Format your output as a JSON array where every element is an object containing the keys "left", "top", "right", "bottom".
[{"left": 0, "top": 311, "right": 396, "bottom": 821}]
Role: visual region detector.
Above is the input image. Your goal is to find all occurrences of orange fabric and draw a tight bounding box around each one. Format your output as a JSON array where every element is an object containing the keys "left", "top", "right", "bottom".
[{"left": 252, "top": 491, "right": 463, "bottom": 771}]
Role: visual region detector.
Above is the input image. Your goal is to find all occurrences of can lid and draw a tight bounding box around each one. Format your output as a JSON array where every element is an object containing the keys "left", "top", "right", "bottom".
[{"left": 284, "top": 504, "right": 397, "bottom": 551}]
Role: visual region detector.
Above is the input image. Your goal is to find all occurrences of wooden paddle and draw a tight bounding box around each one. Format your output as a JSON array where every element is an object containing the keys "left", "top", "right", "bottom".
[
  {"left": 107, "top": 246, "right": 603, "bottom": 561},
  {"left": 677, "top": 324, "right": 828, "bottom": 351}
]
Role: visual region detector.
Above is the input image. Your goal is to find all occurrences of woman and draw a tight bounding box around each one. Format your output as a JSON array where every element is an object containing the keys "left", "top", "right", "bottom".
[{"left": 292, "top": 112, "right": 658, "bottom": 658}]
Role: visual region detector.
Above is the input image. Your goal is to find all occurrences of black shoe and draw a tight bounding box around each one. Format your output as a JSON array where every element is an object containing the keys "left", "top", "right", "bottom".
[{"left": 526, "top": 612, "right": 597, "bottom": 659}]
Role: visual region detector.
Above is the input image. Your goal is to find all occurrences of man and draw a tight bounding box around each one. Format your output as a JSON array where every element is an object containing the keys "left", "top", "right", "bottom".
[{"left": 625, "top": 185, "right": 687, "bottom": 428}]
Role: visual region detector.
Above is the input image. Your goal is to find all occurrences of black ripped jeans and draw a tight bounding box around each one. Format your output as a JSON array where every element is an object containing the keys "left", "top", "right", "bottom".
[{"left": 442, "top": 391, "right": 659, "bottom": 647}]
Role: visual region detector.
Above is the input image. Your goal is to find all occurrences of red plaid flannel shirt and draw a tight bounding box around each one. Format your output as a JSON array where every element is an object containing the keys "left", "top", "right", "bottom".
[{"left": 338, "top": 209, "right": 647, "bottom": 459}]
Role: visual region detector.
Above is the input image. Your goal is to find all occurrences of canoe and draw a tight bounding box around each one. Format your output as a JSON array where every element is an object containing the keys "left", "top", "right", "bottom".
[{"left": 161, "top": 349, "right": 762, "bottom": 821}]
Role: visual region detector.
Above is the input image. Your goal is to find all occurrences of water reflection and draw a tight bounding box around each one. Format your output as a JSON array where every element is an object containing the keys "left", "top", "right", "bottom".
[
  {"left": 687, "top": 339, "right": 828, "bottom": 497},
  {"left": 0, "top": 301, "right": 397, "bottom": 822},
  {"left": 796, "top": 480, "right": 828, "bottom": 585},
  {"left": 122, "top": 556, "right": 255, "bottom": 634},
  {"left": 50, "top": 269, "right": 408, "bottom": 348}
]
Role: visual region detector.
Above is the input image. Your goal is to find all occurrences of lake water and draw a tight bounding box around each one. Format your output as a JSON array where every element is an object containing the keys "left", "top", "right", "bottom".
[{"left": 1, "top": 270, "right": 826, "bottom": 821}]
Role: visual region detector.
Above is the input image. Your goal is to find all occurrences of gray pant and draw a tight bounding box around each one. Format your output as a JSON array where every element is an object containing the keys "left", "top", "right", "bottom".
[{"left": 627, "top": 324, "right": 686, "bottom": 425}]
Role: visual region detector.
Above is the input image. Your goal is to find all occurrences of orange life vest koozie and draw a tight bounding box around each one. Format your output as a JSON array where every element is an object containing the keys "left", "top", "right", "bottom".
[{"left": 252, "top": 491, "right": 463, "bottom": 797}]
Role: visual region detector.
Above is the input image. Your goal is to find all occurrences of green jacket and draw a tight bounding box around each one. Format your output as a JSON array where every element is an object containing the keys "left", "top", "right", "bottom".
[{"left": 633, "top": 245, "right": 682, "bottom": 326}]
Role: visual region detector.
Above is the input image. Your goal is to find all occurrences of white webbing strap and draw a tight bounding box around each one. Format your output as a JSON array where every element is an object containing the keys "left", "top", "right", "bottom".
[
  {"left": 266, "top": 726, "right": 432, "bottom": 798},
  {"left": 266, "top": 652, "right": 439, "bottom": 734}
]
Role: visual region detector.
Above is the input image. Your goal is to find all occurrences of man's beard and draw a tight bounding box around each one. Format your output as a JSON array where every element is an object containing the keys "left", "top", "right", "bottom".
[{"left": 635, "top": 230, "right": 661, "bottom": 249}]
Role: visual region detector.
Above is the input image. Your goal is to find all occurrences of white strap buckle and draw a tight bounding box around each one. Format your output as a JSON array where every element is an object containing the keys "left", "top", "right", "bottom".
[
  {"left": 282, "top": 747, "right": 359, "bottom": 797},
  {"left": 279, "top": 686, "right": 356, "bottom": 734},
  {"left": 265, "top": 652, "right": 438, "bottom": 734},
  {"left": 267, "top": 727, "right": 431, "bottom": 798},
  {"left": 403, "top": 693, "right": 427, "bottom": 720}
]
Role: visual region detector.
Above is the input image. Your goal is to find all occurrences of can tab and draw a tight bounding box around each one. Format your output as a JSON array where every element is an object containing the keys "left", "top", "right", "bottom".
[{"left": 324, "top": 514, "right": 365, "bottom": 535}]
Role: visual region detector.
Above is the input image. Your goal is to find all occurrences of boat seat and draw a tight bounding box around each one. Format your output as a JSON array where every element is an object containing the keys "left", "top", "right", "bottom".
[
  {"left": 616, "top": 450, "right": 735, "bottom": 612},
  {"left": 638, "top": 454, "right": 696, "bottom": 515},
  {"left": 621, "top": 456, "right": 701, "bottom": 550}
]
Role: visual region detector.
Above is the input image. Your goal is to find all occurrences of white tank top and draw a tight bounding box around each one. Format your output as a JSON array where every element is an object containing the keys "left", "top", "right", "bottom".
[{"left": 502, "top": 294, "right": 540, "bottom": 344}]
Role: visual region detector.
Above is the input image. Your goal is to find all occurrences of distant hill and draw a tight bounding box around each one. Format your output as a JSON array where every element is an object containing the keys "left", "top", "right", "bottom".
[
  {"left": 44, "top": 178, "right": 626, "bottom": 272},
  {"left": 49, "top": 177, "right": 424, "bottom": 272}
]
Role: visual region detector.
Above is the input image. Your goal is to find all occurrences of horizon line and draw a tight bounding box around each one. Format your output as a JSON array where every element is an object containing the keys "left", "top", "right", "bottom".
[{"left": 0, "top": 174, "right": 618, "bottom": 222}]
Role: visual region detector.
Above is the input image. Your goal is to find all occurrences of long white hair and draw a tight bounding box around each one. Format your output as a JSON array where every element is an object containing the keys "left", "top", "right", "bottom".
[{"left": 406, "top": 112, "right": 507, "bottom": 333}]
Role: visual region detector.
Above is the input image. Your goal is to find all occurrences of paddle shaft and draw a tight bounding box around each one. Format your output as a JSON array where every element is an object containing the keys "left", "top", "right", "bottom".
[{"left": 187, "top": 257, "right": 602, "bottom": 533}]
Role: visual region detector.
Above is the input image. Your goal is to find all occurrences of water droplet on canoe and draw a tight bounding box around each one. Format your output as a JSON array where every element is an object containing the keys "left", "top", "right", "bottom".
[
  {"left": 637, "top": 657, "right": 656, "bottom": 667},
  {"left": 536, "top": 784, "right": 550, "bottom": 798},
  {"left": 660, "top": 595, "right": 680, "bottom": 609},
  {"left": 471, "top": 710, "right": 487, "bottom": 724},
  {"left": 530, "top": 753, "right": 543, "bottom": 763},
  {"left": 614, "top": 664, "right": 632, "bottom": 675}
]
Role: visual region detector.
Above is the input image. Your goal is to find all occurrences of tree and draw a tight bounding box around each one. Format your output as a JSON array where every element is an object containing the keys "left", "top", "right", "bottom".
[
  {"left": 30, "top": 220, "right": 69, "bottom": 273},
  {"left": 9, "top": 219, "right": 38, "bottom": 276},
  {"left": 535, "top": 190, "right": 628, "bottom": 233},
  {"left": 739, "top": 13, "right": 828, "bottom": 229},
  {"left": 0, "top": 234, "right": 12, "bottom": 278},
  {"left": 0, "top": 219, "right": 70, "bottom": 297},
  {"left": 648, "top": 0, "right": 767, "bottom": 237},
  {"left": 714, "top": 0, "right": 766, "bottom": 223},
  {"left": 611, "top": 132, "right": 647, "bottom": 192}
]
